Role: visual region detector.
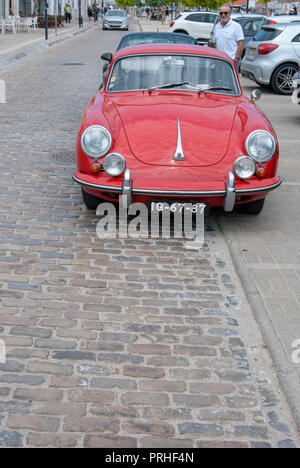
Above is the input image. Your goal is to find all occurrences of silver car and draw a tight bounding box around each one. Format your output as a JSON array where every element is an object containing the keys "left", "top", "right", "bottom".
[
  {"left": 103, "top": 9, "right": 129, "bottom": 31},
  {"left": 241, "top": 23, "right": 300, "bottom": 94}
]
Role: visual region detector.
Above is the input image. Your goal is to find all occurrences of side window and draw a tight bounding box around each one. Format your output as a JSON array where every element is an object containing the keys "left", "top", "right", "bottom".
[
  {"left": 185, "top": 14, "right": 199, "bottom": 22},
  {"left": 252, "top": 20, "right": 262, "bottom": 32},
  {"left": 208, "top": 14, "right": 218, "bottom": 24},
  {"left": 185, "top": 13, "right": 213, "bottom": 23},
  {"left": 243, "top": 20, "right": 262, "bottom": 33},
  {"left": 292, "top": 33, "right": 300, "bottom": 43}
]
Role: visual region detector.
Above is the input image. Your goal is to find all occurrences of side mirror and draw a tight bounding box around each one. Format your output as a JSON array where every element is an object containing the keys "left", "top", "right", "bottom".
[
  {"left": 251, "top": 88, "right": 261, "bottom": 103},
  {"left": 101, "top": 53, "right": 112, "bottom": 63}
]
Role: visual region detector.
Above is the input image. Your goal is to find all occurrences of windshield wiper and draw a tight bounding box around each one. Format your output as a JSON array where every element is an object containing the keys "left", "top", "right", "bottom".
[
  {"left": 148, "top": 81, "right": 189, "bottom": 92},
  {"left": 200, "top": 86, "right": 233, "bottom": 94}
]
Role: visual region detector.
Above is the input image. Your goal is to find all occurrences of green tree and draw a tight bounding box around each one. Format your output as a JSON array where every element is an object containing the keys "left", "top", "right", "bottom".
[
  {"left": 116, "top": 0, "right": 135, "bottom": 7},
  {"left": 257, "top": 0, "right": 269, "bottom": 14},
  {"left": 146, "top": 0, "right": 165, "bottom": 7},
  {"left": 182, "top": 0, "right": 224, "bottom": 9}
]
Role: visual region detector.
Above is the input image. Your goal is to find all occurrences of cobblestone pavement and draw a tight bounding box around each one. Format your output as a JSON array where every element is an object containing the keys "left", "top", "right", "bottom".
[
  {"left": 0, "top": 23, "right": 299, "bottom": 448},
  {"left": 218, "top": 77, "right": 300, "bottom": 427}
]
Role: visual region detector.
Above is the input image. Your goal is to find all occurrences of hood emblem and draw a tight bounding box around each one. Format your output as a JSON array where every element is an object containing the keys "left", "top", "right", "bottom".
[{"left": 173, "top": 119, "right": 185, "bottom": 161}]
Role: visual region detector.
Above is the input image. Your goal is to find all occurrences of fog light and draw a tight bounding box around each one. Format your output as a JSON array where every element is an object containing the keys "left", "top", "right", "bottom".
[
  {"left": 103, "top": 153, "right": 126, "bottom": 177},
  {"left": 91, "top": 163, "right": 101, "bottom": 175},
  {"left": 256, "top": 167, "right": 266, "bottom": 178},
  {"left": 233, "top": 156, "right": 256, "bottom": 180}
]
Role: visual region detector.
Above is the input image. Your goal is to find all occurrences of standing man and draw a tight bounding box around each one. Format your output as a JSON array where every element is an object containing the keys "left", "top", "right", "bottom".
[
  {"left": 214, "top": 5, "right": 244, "bottom": 69},
  {"left": 65, "top": 3, "right": 72, "bottom": 23}
]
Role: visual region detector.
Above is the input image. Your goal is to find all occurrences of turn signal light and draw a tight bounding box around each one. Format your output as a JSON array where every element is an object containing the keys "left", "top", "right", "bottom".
[
  {"left": 90, "top": 163, "right": 101, "bottom": 175},
  {"left": 256, "top": 167, "right": 266, "bottom": 178},
  {"left": 258, "top": 44, "right": 279, "bottom": 55}
]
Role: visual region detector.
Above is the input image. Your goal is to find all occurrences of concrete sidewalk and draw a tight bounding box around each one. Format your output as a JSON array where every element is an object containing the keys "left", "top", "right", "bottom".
[
  {"left": 0, "top": 20, "right": 95, "bottom": 70},
  {"left": 0, "top": 15, "right": 169, "bottom": 71},
  {"left": 136, "top": 16, "right": 171, "bottom": 33}
]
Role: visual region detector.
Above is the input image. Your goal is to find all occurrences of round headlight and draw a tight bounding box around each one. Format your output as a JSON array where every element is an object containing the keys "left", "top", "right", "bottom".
[
  {"left": 234, "top": 156, "right": 256, "bottom": 180},
  {"left": 245, "top": 130, "right": 276, "bottom": 163},
  {"left": 81, "top": 126, "right": 112, "bottom": 158},
  {"left": 103, "top": 153, "right": 126, "bottom": 177}
]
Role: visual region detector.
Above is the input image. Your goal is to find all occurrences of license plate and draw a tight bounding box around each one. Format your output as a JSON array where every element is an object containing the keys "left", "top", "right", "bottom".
[{"left": 150, "top": 201, "right": 206, "bottom": 215}]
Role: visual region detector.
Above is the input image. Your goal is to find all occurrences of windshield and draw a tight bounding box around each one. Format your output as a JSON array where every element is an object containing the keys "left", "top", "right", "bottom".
[
  {"left": 107, "top": 54, "right": 240, "bottom": 95},
  {"left": 105, "top": 10, "right": 126, "bottom": 17},
  {"left": 117, "top": 34, "right": 195, "bottom": 49},
  {"left": 253, "top": 27, "right": 282, "bottom": 41}
]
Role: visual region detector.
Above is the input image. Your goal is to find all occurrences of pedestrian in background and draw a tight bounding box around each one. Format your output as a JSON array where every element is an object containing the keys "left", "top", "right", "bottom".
[
  {"left": 94, "top": 3, "right": 99, "bottom": 22},
  {"left": 213, "top": 5, "right": 244, "bottom": 69},
  {"left": 165, "top": 7, "right": 170, "bottom": 24},
  {"left": 65, "top": 3, "right": 72, "bottom": 23},
  {"left": 87, "top": 6, "right": 93, "bottom": 21}
]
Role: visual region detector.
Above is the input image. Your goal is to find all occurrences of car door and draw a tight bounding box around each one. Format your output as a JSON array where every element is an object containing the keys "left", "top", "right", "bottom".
[
  {"left": 292, "top": 32, "right": 300, "bottom": 60},
  {"left": 184, "top": 13, "right": 202, "bottom": 38}
]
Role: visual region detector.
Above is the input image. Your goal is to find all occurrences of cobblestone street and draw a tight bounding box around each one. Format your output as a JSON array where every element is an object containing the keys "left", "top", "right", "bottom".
[{"left": 0, "top": 24, "right": 299, "bottom": 448}]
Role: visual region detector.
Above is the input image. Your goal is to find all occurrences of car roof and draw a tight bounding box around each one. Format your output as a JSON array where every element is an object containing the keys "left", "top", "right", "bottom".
[
  {"left": 262, "top": 22, "right": 300, "bottom": 29},
  {"left": 105, "top": 9, "right": 126, "bottom": 13},
  {"left": 113, "top": 43, "right": 232, "bottom": 62},
  {"left": 266, "top": 15, "right": 300, "bottom": 21},
  {"left": 234, "top": 14, "right": 266, "bottom": 18},
  {"left": 235, "top": 15, "right": 265, "bottom": 20},
  {"left": 116, "top": 32, "right": 196, "bottom": 50},
  {"left": 118, "top": 32, "right": 194, "bottom": 38},
  {"left": 180, "top": 10, "right": 218, "bottom": 16}
]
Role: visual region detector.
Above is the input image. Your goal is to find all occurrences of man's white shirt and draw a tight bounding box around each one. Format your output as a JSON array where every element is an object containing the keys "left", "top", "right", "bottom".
[{"left": 214, "top": 19, "right": 244, "bottom": 60}]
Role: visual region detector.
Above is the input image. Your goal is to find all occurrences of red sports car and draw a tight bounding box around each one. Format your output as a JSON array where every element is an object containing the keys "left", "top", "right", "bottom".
[{"left": 73, "top": 44, "right": 281, "bottom": 215}]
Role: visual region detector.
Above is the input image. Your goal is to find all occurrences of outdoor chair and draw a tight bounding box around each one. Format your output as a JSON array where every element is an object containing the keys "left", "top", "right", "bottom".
[{"left": 1, "top": 17, "right": 16, "bottom": 34}]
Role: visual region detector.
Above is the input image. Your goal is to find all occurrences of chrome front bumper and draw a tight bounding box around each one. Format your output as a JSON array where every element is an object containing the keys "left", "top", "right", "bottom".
[{"left": 73, "top": 170, "right": 282, "bottom": 212}]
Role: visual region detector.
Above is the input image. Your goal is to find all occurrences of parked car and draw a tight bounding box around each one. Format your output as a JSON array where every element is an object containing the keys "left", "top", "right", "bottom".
[
  {"left": 241, "top": 23, "right": 300, "bottom": 94},
  {"left": 169, "top": 11, "right": 218, "bottom": 44},
  {"left": 235, "top": 15, "right": 267, "bottom": 56},
  {"left": 101, "top": 32, "right": 196, "bottom": 87},
  {"left": 208, "top": 15, "right": 267, "bottom": 56},
  {"left": 102, "top": 9, "right": 129, "bottom": 30},
  {"left": 116, "top": 31, "right": 197, "bottom": 50},
  {"left": 264, "top": 14, "right": 300, "bottom": 25},
  {"left": 73, "top": 43, "right": 281, "bottom": 215}
]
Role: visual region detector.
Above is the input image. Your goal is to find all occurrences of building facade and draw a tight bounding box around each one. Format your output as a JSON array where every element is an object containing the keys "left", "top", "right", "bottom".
[{"left": 0, "top": 0, "right": 92, "bottom": 17}]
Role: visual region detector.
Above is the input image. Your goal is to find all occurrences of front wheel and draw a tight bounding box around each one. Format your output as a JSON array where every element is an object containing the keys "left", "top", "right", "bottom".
[
  {"left": 271, "top": 63, "right": 298, "bottom": 95},
  {"left": 81, "top": 188, "right": 102, "bottom": 210},
  {"left": 242, "top": 198, "right": 265, "bottom": 215}
]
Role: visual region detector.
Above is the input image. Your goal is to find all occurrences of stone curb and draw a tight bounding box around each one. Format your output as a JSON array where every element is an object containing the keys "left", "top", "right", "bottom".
[
  {"left": 0, "top": 25, "right": 94, "bottom": 71},
  {"left": 217, "top": 214, "right": 300, "bottom": 431}
]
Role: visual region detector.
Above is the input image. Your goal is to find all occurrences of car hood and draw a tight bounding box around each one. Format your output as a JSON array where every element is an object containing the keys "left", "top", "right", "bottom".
[{"left": 114, "top": 94, "right": 237, "bottom": 167}]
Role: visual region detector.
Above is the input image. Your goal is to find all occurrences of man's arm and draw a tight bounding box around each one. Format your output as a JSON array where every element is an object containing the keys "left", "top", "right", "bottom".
[{"left": 235, "top": 40, "right": 244, "bottom": 60}]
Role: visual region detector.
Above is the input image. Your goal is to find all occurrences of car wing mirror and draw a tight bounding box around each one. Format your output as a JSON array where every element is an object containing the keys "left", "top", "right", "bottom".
[
  {"left": 251, "top": 89, "right": 261, "bottom": 103},
  {"left": 101, "top": 53, "right": 113, "bottom": 63}
]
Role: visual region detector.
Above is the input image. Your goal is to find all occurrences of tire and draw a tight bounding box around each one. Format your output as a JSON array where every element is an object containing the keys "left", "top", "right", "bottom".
[
  {"left": 270, "top": 63, "right": 298, "bottom": 95},
  {"left": 242, "top": 198, "right": 265, "bottom": 215},
  {"left": 81, "top": 188, "right": 102, "bottom": 210}
]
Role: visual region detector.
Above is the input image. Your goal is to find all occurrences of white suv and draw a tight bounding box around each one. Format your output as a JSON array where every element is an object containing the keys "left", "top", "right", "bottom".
[{"left": 169, "top": 11, "right": 218, "bottom": 44}]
